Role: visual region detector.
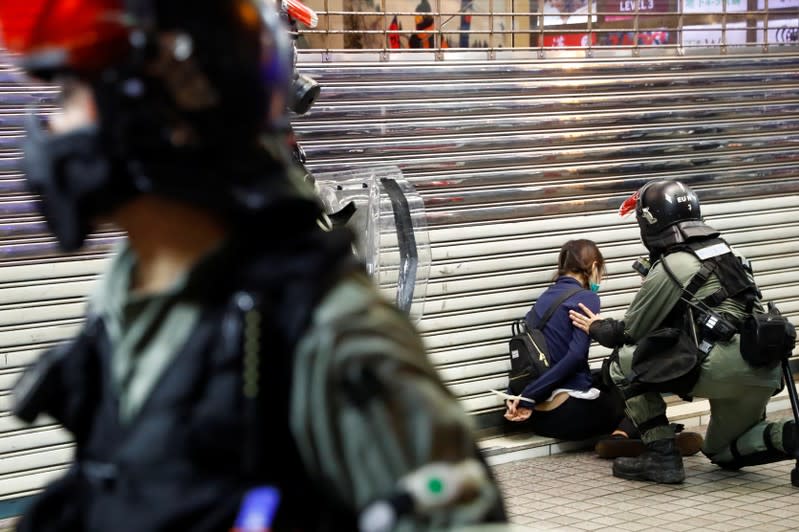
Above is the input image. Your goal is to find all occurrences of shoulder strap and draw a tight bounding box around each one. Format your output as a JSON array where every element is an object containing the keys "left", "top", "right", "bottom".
[
  {"left": 660, "top": 254, "right": 719, "bottom": 313},
  {"left": 659, "top": 255, "right": 716, "bottom": 312},
  {"left": 665, "top": 238, "right": 740, "bottom": 307},
  {"left": 536, "top": 286, "right": 584, "bottom": 329}
]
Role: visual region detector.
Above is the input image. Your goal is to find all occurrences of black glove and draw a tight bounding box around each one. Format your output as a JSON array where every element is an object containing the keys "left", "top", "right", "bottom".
[{"left": 589, "top": 318, "right": 628, "bottom": 348}]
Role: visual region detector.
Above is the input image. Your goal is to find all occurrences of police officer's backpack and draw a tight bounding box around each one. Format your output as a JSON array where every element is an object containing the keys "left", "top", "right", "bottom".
[{"left": 508, "top": 287, "right": 582, "bottom": 395}]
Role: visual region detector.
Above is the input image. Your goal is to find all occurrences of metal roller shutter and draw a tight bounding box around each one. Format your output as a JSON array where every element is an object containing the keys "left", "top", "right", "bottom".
[
  {"left": 292, "top": 51, "right": 799, "bottom": 428},
  {"left": 0, "top": 50, "right": 797, "bottom": 500},
  {"left": 0, "top": 65, "right": 117, "bottom": 502}
]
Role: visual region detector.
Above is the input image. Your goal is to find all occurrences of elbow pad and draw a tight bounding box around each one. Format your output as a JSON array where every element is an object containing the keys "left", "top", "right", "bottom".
[{"left": 589, "top": 319, "right": 627, "bottom": 348}]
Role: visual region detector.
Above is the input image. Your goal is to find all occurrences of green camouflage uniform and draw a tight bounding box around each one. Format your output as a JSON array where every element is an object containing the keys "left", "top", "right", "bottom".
[
  {"left": 93, "top": 241, "right": 504, "bottom": 529},
  {"left": 609, "top": 250, "right": 791, "bottom": 464}
]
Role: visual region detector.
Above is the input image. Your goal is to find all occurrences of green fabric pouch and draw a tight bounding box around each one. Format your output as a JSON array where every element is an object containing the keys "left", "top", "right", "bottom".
[{"left": 629, "top": 322, "right": 702, "bottom": 397}]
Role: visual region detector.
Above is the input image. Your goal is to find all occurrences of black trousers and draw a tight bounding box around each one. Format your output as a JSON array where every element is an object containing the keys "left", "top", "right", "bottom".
[{"left": 527, "top": 391, "right": 625, "bottom": 441}]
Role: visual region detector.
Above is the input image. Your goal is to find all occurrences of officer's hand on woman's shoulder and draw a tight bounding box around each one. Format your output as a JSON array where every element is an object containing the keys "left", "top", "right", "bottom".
[
  {"left": 571, "top": 304, "right": 629, "bottom": 348},
  {"left": 570, "top": 303, "right": 602, "bottom": 334}
]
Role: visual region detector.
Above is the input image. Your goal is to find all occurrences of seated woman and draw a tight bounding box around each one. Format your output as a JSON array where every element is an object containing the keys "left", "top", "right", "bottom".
[
  {"left": 504, "top": 240, "right": 703, "bottom": 457},
  {"left": 504, "top": 239, "right": 625, "bottom": 441}
]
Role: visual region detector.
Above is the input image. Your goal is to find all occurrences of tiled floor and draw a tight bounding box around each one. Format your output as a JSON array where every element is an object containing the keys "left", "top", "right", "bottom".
[
  {"left": 3, "top": 429, "right": 798, "bottom": 532},
  {"left": 493, "top": 450, "right": 799, "bottom": 531}
]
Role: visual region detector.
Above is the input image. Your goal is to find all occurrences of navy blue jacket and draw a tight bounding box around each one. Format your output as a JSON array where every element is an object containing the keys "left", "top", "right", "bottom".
[{"left": 520, "top": 276, "right": 600, "bottom": 402}]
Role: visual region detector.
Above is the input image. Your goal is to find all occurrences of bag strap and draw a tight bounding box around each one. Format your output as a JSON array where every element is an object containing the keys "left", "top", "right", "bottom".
[
  {"left": 660, "top": 255, "right": 718, "bottom": 314},
  {"left": 659, "top": 255, "right": 720, "bottom": 350},
  {"left": 535, "top": 286, "right": 584, "bottom": 329}
]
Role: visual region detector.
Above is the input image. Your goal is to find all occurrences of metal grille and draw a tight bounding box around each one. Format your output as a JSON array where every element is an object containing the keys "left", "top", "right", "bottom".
[
  {"left": 295, "top": 0, "right": 799, "bottom": 54},
  {"left": 0, "top": 38, "right": 797, "bottom": 501},
  {"left": 0, "top": 65, "right": 116, "bottom": 501},
  {"left": 292, "top": 52, "right": 799, "bottom": 427}
]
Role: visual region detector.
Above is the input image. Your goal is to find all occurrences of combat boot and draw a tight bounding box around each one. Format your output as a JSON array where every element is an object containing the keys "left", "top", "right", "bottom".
[{"left": 612, "top": 438, "right": 685, "bottom": 484}]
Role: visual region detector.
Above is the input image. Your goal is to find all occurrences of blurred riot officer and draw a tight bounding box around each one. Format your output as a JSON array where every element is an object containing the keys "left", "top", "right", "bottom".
[
  {"left": 0, "top": 1, "right": 504, "bottom": 529},
  {"left": 571, "top": 180, "right": 796, "bottom": 483}
]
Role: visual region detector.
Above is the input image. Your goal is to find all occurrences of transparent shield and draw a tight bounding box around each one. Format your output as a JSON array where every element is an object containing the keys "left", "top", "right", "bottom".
[{"left": 313, "top": 165, "right": 430, "bottom": 323}]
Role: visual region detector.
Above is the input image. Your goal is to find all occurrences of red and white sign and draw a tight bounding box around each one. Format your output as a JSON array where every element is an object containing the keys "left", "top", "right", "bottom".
[{"left": 543, "top": 32, "right": 599, "bottom": 46}]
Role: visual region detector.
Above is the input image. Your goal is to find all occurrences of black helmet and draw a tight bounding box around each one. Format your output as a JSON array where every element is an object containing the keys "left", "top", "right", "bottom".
[
  {"left": 636, "top": 180, "right": 701, "bottom": 233},
  {"left": 0, "top": 0, "right": 299, "bottom": 251},
  {"left": 620, "top": 180, "right": 718, "bottom": 253}
]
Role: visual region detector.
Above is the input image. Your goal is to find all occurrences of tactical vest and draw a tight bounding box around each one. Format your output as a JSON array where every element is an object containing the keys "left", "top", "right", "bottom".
[
  {"left": 614, "top": 237, "right": 762, "bottom": 400},
  {"left": 16, "top": 226, "right": 359, "bottom": 532},
  {"left": 660, "top": 237, "right": 760, "bottom": 329}
]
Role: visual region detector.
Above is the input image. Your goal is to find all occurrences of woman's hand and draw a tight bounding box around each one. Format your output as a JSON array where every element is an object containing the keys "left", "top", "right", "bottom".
[
  {"left": 569, "top": 303, "right": 602, "bottom": 334},
  {"left": 504, "top": 407, "right": 533, "bottom": 422},
  {"left": 504, "top": 398, "right": 533, "bottom": 422},
  {"left": 506, "top": 398, "right": 518, "bottom": 415}
]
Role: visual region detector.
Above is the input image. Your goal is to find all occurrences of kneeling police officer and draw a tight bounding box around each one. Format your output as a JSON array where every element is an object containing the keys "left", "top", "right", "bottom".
[
  {"left": 0, "top": 0, "right": 505, "bottom": 529},
  {"left": 571, "top": 180, "right": 796, "bottom": 484}
]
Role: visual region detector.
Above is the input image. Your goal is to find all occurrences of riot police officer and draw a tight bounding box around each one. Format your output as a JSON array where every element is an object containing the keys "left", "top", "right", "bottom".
[
  {"left": 0, "top": 0, "right": 504, "bottom": 529},
  {"left": 570, "top": 180, "right": 796, "bottom": 483}
]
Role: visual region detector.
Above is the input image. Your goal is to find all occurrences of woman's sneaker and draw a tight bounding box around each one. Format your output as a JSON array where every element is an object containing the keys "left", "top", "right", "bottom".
[
  {"left": 674, "top": 430, "right": 704, "bottom": 457},
  {"left": 595, "top": 426, "right": 703, "bottom": 459}
]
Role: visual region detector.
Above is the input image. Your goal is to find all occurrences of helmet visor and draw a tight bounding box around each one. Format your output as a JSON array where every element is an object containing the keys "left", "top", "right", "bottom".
[{"left": 0, "top": 0, "right": 129, "bottom": 74}]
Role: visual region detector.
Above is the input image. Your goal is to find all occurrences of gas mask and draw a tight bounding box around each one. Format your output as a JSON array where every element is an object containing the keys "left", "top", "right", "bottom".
[
  {"left": 23, "top": 114, "right": 130, "bottom": 251},
  {"left": 2, "top": 0, "right": 295, "bottom": 252},
  {"left": 289, "top": 72, "right": 320, "bottom": 116}
]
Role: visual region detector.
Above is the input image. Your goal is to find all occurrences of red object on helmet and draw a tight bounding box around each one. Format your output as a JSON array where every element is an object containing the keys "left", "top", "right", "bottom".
[
  {"left": 0, "top": 0, "right": 130, "bottom": 73},
  {"left": 619, "top": 190, "right": 640, "bottom": 217},
  {"left": 282, "top": 0, "right": 318, "bottom": 28}
]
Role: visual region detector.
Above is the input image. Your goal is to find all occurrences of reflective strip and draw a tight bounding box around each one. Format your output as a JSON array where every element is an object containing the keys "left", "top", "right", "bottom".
[{"left": 694, "top": 242, "right": 732, "bottom": 260}]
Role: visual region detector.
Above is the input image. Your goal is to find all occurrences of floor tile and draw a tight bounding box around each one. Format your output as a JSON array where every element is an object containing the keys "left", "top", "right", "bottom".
[{"left": 492, "top": 440, "right": 799, "bottom": 532}]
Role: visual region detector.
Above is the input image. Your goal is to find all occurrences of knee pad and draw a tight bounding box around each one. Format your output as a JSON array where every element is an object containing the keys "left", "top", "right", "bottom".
[
  {"left": 711, "top": 449, "right": 788, "bottom": 470},
  {"left": 710, "top": 422, "right": 791, "bottom": 470}
]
